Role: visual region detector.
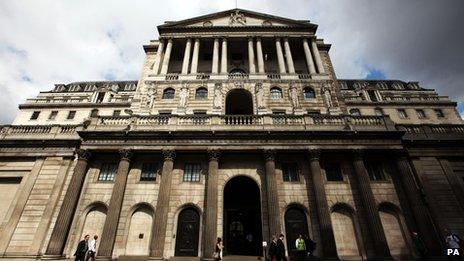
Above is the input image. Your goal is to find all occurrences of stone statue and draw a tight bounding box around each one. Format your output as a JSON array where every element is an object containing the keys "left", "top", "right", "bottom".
[
  {"left": 179, "top": 84, "right": 189, "bottom": 108},
  {"left": 147, "top": 85, "right": 157, "bottom": 109},
  {"left": 213, "top": 83, "right": 223, "bottom": 108},
  {"left": 255, "top": 83, "right": 265, "bottom": 109},
  {"left": 289, "top": 83, "right": 300, "bottom": 108},
  {"left": 323, "top": 84, "right": 333, "bottom": 108},
  {"left": 229, "top": 10, "right": 246, "bottom": 26}
]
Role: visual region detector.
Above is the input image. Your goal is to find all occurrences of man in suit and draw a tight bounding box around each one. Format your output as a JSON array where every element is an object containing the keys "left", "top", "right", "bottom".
[
  {"left": 276, "top": 234, "right": 287, "bottom": 261},
  {"left": 74, "top": 234, "right": 89, "bottom": 261}
]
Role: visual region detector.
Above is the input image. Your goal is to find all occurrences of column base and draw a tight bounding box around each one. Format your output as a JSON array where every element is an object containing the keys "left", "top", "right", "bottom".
[
  {"left": 95, "top": 256, "right": 112, "bottom": 261},
  {"left": 148, "top": 257, "right": 165, "bottom": 261},
  {"left": 41, "top": 255, "right": 65, "bottom": 260}
]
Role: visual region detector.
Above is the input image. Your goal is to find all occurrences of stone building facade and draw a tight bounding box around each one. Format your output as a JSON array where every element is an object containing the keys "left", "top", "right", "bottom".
[{"left": 0, "top": 9, "right": 463, "bottom": 261}]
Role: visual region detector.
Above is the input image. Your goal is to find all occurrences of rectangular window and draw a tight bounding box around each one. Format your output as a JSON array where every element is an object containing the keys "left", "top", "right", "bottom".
[
  {"left": 416, "top": 109, "right": 426, "bottom": 119},
  {"left": 96, "top": 92, "right": 105, "bottom": 103},
  {"left": 282, "top": 162, "right": 299, "bottom": 182},
  {"left": 113, "top": 110, "right": 121, "bottom": 116},
  {"left": 67, "top": 111, "right": 76, "bottom": 120},
  {"left": 434, "top": 109, "right": 445, "bottom": 118},
  {"left": 324, "top": 163, "right": 343, "bottom": 181},
  {"left": 183, "top": 163, "right": 202, "bottom": 182},
  {"left": 48, "top": 111, "right": 58, "bottom": 120},
  {"left": 98, "top": 163, "right": 118, "bottom": 181},
  {"left": 397, "top": 109, "right": 408, "bottom": 119},
  {"left": 367, "top": 90, "right": 378, "bottom": 102},
  {"left": 140, "top": 163, "right": 158, "bottom": 181},
  {"left": 30, "top": 111, "right": 40, "bottom": 120},
  {"left": 366, "top": 162, "right": 387, "bottom": 181}
]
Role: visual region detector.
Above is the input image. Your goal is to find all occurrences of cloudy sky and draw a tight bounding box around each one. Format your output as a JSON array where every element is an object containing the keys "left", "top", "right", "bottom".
[{"left": 1, "top": 0, "right": 463, "bottom": 123}]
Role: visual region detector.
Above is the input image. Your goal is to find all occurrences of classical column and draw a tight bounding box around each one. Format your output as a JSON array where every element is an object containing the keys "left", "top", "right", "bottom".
[
  {"left": 302, "top": 38, "right": 316, "bottom": 74},
  {"left": 307, "top": 150, "right": 338, "bottom": 259},
  {"left": 190, "top": 38, "right": 200, "bottom": 74},
  {"left": 352, "top": 150, "right": 391, "bottom": 258},
  {"left": 310, "top": 38, "right": 325, "bottom": 74},
  {"left": 395, "top": 155, "right": 442, "bottom": 256},
  {"left": 152, "top": 40, "right": 165, "bottom": 75},
  {"left": 264, "top": 150, "right": 281, "bottom": 239},
  {"left": 212, "top": 38, "right": 220, "bottom": 74},
  {"left": 181, "top": 39, "right": 192, "bottom": 74},
  {"left": 97, "top": 149, "right": 133, "bottom": 259},
  {"left": 256, "top": 37, "right": 265, "bottom": 73},
  {"left": 45, "top": 149, "right": 91, "bottom": 256},
  {"left": 160, "top": 39, "right": 173, "bottom": 75},
  {"left": 283, "top": 38, "right": 295, "bottom": 74},
  {"left": 220, "top": 38, "right": 228, "bottom": 74},
  {"left": 150, "top": 150, "right": 176, "bottom": 258},
  {"left": 203, "top": 150, "right": 220, "bottom": 259},
  {"left": 275, "top": 38, "right": 286, "bottom": 74},
  {"left": 248, "top": 37, "right": 256, "bottom": 74}
]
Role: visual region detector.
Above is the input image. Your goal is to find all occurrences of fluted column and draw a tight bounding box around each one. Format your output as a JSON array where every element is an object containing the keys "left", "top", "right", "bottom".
[
  {"left": 264, "top": 150, "right": 281, "bottom": 239},
  {"left": 190, "top": 38, "right": 200, "bottom": 74},
  {"left": 152, "top": 40, "right": 165, "bottom": 75},
  {"left": 302, "top": 38, "right": 316, "bottom": 74},
  {"left": 256, "top": 37, "right": 265, "bottom": 73},
  {"left": 212, "top": 38, "right": 220, "bottom": 74},
  {"left": 181, "top": 39, "right": 192, "bottom": 74},
  {"left": 160, "top": 39, "right": 173, "bottom": 75},
  {"left": 307, "top": 150, "right": 338, "bottom": 259},
  {"left": 352, "top": 150, "right": 391, "bottom": 258},
  {"left": 150, "top": 150, "right": 176, "bottom": 258},
  {"left": 45, "top": 149, "right": 91, "bottom": 256},
  {"left": 248, "top": 37, "right": 256, "bottom": 74},
  {"left": 310, "top": 38, "right": 325, "bottom": 74},
  {"left": 221, "top": 38, "right": 228, "bottom": 74},
  {"left": 203, "top": 150, "right": 220, "bottom": 259},
  {"left": 97, "top": 149, "right": 133, "bottom": 259},
  {"left": 395, "top": 155, "right": 442, "bottom": 256},
  {"left": 283, "top": 38, "right": 295, "bottom": 74},
  {"left": 275, "top": 38, "right": 286, "bottom": 74}
]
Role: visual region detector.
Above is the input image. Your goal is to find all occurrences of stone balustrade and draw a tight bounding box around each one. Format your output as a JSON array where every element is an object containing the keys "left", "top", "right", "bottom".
[
  {"left": 0, "top": 124, "right": 81, "bottom": 140},
  {"left": 397, "top": 124, "right": 464, "bottom": 140}
]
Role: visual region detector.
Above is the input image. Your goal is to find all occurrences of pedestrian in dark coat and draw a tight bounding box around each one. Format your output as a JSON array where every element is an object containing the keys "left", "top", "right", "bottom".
[
  {"left": 276, "top": 234, "right": 287, "bottom": 261},
  {"left": 268, "top": 236, "right": 278, "bottom": 261},
  {"left": 74, "top": 235, "right": 89, "bottom": 261}
]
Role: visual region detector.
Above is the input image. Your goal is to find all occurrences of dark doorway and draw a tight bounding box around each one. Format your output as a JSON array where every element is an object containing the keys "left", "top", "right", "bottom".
[
  {"left": 224, "top": 176, "right": 263, "bottom": 256},
  {"left": 175, "top": 208, "right": 200, "bottom": 256},
  {"left": 225, "top": 89, "right": 253, "bottom": 115},
  {"left": 285, "top": 207, "right": 309, "bottom": 258}
]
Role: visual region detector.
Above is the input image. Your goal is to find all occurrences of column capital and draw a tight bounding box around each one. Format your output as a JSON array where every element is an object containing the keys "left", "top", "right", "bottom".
[
  {"left": 162, "top": 149, "right": 176, "bottom": 161},
  {"left": 264, "top": 149, "right": 275, "bottom": 162},
  {"left": 208, "top": 149, "right": 221, "bottom": 161},
  {"left": 76, "top": 149, "right": 92, "bottom": 161},
  {"left": 352, "top": 149, "right": 364, "bottom": 160},
  {"left": 119, "top": 149, "right": 133, "bottom": 161},
  {"left": 221, "top": 37, "right": 228, "bottom": 41},
  {"left": 308, "top": 149, "right": 321, "bottom": 161}
]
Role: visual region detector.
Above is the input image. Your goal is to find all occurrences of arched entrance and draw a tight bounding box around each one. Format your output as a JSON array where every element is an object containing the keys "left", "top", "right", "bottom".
[
  {"left": 225, "top": 89, "right": 253, "bottom": 115},
  {"left": 224, "top": 176, "right": 263, "bottom": 256},
  {"left": 174, "top": 208, "right": 200, "bottom": 257},
  {"left": 284, "top": 207, "right": 309, "bottom": 258}
]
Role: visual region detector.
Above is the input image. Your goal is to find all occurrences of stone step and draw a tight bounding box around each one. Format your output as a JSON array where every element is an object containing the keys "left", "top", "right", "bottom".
[
  {"left": 169, "top": 257, "right": 201, "bottom": 261},
  {"left": 223, "top": 256, "right": 262, "bottom": 261},
  {"left": 116, "top": 255, "right": 150, "bottom": 261}
]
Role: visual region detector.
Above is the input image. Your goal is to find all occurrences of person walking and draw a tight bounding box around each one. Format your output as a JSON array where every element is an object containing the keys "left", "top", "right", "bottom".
[
  {"left": 276, "top": 234, "right": 287, "bottom": 261},
  {"left": 214, "top": 237, "right": 224, "bottom": 261},
  {"left": 295, "top": 234, "right": 306, "bottom": 261},
  {"left": 85, "top": 235, "right": 98, "bottom": 261},
  {"left": 411, "top": 232, "right": 427, "bottom": 260},
  {"left": 268, "top": 236, "right": 278, "bottom": 261},
  {"left": 303, "top": 235, "right": 316, "bottom": 261},
  {"left": 445, "top": 229, "right": 462, "bottom": 261},
  {"left": 74, "top": 235, "right": 89, "bottom": 261}
]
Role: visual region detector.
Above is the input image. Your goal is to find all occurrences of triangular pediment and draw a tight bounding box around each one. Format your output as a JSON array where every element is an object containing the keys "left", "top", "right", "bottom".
[{"left": 159, "top": 9, "right": 314, "bottom": 28}]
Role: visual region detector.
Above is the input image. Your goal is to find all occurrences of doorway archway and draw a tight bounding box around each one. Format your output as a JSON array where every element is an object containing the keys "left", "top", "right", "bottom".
[
  {"left": 225, "top": 89, "right": 253, "bottom": 115},
  {"left": 174, "top": 207, "right": 200, "bottom": 257},
  {"left": 284, "top": 207, "right": 309, "bottom": 258},
  {"left": 224, "top": 176, "right": 263, "bottom": 256}
]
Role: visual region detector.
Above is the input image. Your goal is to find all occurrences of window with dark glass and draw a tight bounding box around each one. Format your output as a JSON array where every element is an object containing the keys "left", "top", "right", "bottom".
[
  {"left": 140, "top": 163, "right": 158, "bottom": 181},
  {"left": 282, "top": 162, "right": 299, "bottom": 182},
  {"left": 303, "top": 87, "right": 316, "bottom": 99},
  {"left": 113, "top": 110, "right": 121, "bottom": 116},
  {"left": 30, "top": 111, "right": 40, "bottom": 120},
  {"left": 397, "top": 109, "right": 408, "bottom": 119},
  {"left": 98, "top": 163, "right": 117, "bottom": 181},
  {"left": 416, "top": 109, "right": 426, "bottom": 119},
  {"left": 183, "top": 163, "right": 202, "bottom": 182},
  {"left": 270, "top": 87, "right": 283, "bottom": 99},
  {"left": 349, "top": 108, "right": 361, "bottom": 116},
  {"left": 324, "top": 163, "right": 343, "bottom": 181},
  {"left": 367, "top": 90, "right": 378, "bottom": 102},
  {"left": 434, "top": 109, "right": 445, "bottom": 118},
  {"left": 366, "top": 161, "right": 387, "bottom": 181},
  {"left": 203, "top": 53, "right": 212, "bottom": 60},
  {"left": 67, "top": 111, "right": 76, "bottom": 119},
  {"left": 162, "top": 88, "right": 175, "bottom": 99},
  {"left": 48, "top": 111, "right": 58, "bottom": 120},
  {"left": 195, "top": 87, "right": 208, "bottom": 100},
  {"left": 374, "top": 108, "right": 383, "bottom": 116},
  {"left": 96, "top": 92, "right": 105, "bottom": 103}
]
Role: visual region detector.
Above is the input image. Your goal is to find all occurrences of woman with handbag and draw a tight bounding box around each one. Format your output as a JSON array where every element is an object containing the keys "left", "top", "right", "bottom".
[{"left": 214, "top": 237, "right": 224, "bottom": 261}]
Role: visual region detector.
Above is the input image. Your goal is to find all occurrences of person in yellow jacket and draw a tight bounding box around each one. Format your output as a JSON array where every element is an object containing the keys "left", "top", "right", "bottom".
[{"left": 295, "top": 234, "right": 306, "bottom": 261}]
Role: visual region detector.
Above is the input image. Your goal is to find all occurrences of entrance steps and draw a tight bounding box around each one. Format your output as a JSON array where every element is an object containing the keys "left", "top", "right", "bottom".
[
  {"left": 169, "top": 257, "right": 201, "bottom": 261},
  {"left": 223, "top": 256, "right": 262, "bottom": 261}
]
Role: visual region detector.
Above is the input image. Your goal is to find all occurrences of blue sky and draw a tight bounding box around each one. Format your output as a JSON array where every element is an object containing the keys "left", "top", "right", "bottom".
[{"left": 0, "top": 0, "right": 463, "bottom": 123}]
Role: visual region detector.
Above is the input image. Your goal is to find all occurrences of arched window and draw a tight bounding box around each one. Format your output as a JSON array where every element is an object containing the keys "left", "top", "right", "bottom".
[
  {"left": 229, "top": 68, "right": 246, "bottom": 75},
  {"left": 349, "top": 108, "right": 361, "bottom": 116},
  {"left": 162, "top": 88, "right": 175, "bottom": 99},
  {"left": 303, "top": 87, "right": 316, "bottom": 99},
  {"left": 270, "top": 87, "right": 283, "bottom": 99},
  {"left": 195, "top": 87, "right": 208, "bottom": 100}
]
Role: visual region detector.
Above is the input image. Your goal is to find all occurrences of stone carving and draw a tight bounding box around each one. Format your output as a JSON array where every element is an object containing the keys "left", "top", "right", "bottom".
[
  {"left": 76, "top": 149, "right": 92, "bottom": 161},
  {"left": 229, "top": 10, "right": 246, "bottom": 26},
  {"left": 213, "top": 83, "right": 223, "bottom": 109},
  {"left": 147, "top": 83, "right": 157, "bottom": 109},
  {"left": 255, "top": 83, "right": 265, "bottom": 109},
  {"left": 264, "top": 149, "right": 275, "bottom": 162},
  {"left": 119, "top": 149, "right": 133, "bottom": 161},
  {"left": 179, "top": 83, "right": 189, "bottom": 108},
  {"left": 322, "top": 84, "right": 333, "bottom": 108},
  {"left": 289, "top": 82, "right": 300, "bottom": 108},
  {"left": 162, "top": 149, "right": 176, "bottom": 161},
  {"left": 208, "top": 149, "right": 221, "bottom": 161}
]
